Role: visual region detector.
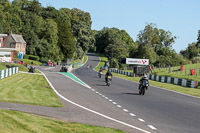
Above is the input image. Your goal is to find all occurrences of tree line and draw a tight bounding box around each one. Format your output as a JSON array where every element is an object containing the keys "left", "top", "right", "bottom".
[
  {"left": 0, "top": 0, "right": 94, "bottom": 63},
  {"left": 0, "top": 0, "right": 199, "bottom": 67}
]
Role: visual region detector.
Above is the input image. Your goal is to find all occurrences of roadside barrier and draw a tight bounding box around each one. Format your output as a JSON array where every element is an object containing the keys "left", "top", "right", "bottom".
[
  {"left": 110, "top": 68, "right": 199, "bottom": 88},
  {"left": 0, "top": 67, "right": 19, "bottom": 79}
]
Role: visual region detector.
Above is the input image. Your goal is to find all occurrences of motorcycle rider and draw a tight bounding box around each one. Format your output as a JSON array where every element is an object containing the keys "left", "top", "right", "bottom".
[
  {"left": 138, "top": 74, "right": 149, "bottom": 90},
  {"left": 99, "top": 67, "right": 103, "bottom": 73},
  {"left": 105, "top": 69, "right": 112, "bottom": 82},
  {"left": 98, "top": 67, "right": 103, "bottom": 77}
]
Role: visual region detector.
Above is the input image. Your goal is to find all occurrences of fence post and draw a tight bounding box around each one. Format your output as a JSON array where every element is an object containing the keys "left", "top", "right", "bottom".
[
  {"left": 181, "top": 79, "right": 187, "bottom": 87},
  {"left": 167, "top": 77, "right": 171, "bottom": 83},
  {"left": 174, "top": 78, "right": 178, "bottom": 85},
  {"left": 9, "top": 68, "right": 12, "bottom": 76},
  {"left": 152, "top": 74, "right": 154, "bottom": 80},
  {"left": 16, "top": 67, "right": 19, "bottom": 73},
  {"left": 1, "top": 70, "right": 5, "bottom": 79},
  {"left": 161, "top": 76, "right": 165, "bottom": 82},
  {"left": 156, "top": 75, "right": 159, "bottom": 81}
]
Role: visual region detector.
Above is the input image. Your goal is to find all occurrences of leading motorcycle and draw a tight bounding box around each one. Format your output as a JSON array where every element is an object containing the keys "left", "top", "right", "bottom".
[
  {"left": 139, "top": 79, "right": 149, "bottom": 95},
  {"left": 98, "top": 71, "right": 103, "bottom": 78}
]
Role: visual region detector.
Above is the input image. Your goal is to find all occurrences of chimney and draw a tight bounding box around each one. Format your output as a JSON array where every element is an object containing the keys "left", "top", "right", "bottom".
[{"left": 9, "top": 29, "right": 12, "bottom": 35}]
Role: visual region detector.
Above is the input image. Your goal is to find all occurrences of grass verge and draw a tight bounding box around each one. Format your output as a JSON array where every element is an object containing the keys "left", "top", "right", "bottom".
[
  {"left": 74, "top": 55, "right": 88, "bottom": 68},
  {"left": 95, "top": 55, "right": 200, "bottom": 98},
  {"left": 0, "top": 109, "right": 126, "bottom": 133},
  {"left": 0, "top": 73, "right": 62, "bottom": 107}
]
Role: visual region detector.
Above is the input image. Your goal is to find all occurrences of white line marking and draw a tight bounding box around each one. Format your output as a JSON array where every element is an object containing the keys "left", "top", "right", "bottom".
[
  {"left": 99, "top": 94, "right": 102, "bottom": 96},
  {"left": 129, "top": 113, "right": 136, "bottom": 117},
  {"left": 117, "top": 105, "right": 122, "bottom": 108},
  {"left": 109, "top": 99, "right": 113, "bottom": 102},
  {"left": 123, "top": 109, "right": 129, "bottom": 112},
  {"left": 105, "top": 97, "right": 108, "bottom": 99},
  {"left": 41, "top": 70, "right": 151, "bottom": 133},
  {"left": 112, "top": 102, "right": 117, "bottom": 104},
  {"left": 95, "top": 92, "right": 99, "bottom": 94},
  {"left": 148, "top": 125, "right": 157, "bottom": 130},
  {"left": 138, "top": 118, "right": 145, "bottom": 122},
  {"left": 92, "top": 89, "right": 95, "bottom": 91}
]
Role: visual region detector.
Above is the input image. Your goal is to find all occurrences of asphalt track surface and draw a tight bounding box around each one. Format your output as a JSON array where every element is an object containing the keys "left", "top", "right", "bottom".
[
  {"left": 73, "top": 53, "right": 200, "bottom": 133},
  {"left": 0, "top": 53, "right": 199, "bottom": 133}
]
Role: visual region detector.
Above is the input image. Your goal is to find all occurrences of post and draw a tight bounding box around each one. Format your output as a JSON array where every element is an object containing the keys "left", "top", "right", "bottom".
[{"left": 196, "top": 57, "right": 198, "bottom": 76}]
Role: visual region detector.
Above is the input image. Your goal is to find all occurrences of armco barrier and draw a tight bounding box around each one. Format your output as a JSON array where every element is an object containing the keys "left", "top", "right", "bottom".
[
  {"left": 147, "top": 74, "right": 198, "bottom": 88},
  {"left": 0, "top": 67, "right": 19, "bottom": 80}
]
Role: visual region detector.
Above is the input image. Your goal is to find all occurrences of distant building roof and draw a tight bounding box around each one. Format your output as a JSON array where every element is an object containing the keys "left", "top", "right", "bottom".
[
  {"left": 0, "top": 34, "right": 7, "bottom": 37},
  {"left": 11, "top": 34, "right": 26, "bottom": 43},
  {"left": 0, "top": 48, "right": 17, "bottom": 51}
]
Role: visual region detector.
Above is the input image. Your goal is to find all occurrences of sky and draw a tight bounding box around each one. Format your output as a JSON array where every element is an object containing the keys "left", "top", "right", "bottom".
[{"left": 23, "top": 0, "right": 200, "bottom": 53}]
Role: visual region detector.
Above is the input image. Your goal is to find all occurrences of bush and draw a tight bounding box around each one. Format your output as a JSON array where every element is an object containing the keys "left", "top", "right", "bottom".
[
  {"left": 40, "top": 57, "right": 49, "bottom": 63},
  {"left": 23, "top": 54, "right": 29, "bottom": 59},
  {"left": 13, "top": 51, "right": 19, "bottom": 58},
  {"left": 191, "top": 57, "right": 200, "bottom": 64},
  {"left": 28, "top": 55, "right": 40, "bottom": 61}
]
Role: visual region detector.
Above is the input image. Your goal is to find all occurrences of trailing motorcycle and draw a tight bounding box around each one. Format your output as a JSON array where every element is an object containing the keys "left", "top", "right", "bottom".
[{"left": 106, "top": 75, "right": 112, "bottom": 86}]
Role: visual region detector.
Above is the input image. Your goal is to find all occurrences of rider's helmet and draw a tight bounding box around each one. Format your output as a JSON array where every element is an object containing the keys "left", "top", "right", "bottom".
[{"left": 144, "top": 74, "right": 147, "bottom": 78}]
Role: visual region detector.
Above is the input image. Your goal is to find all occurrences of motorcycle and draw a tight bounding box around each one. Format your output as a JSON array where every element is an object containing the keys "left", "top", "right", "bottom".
[
  {"left": 106, "top": 76, "right": 112, "bottom": 86},
  {"left": 139, "top": 79, "right": 149, "bottom": 95},
  {"left": 98, "top": 71, "right": 103, "bottom": 78}
]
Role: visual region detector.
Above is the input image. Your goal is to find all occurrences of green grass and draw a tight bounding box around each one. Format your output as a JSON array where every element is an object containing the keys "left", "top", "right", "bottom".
[
  {"left": 151, "top": 63, "right": 200, "bottom": 82},
  {"left": 0, "top": 109, "right": 126, "bottom": 133},
  {"left": 19, "top": 58, "right": 42, "bottom": 66},
  {"left": 0, "top": 62, "right": 29, "bottom": 71},
  {"left": 94, "top": 54, "right": 108, "bottom": 72},
  {"left": 0, "top": 62, "right": 41, "bottom": 73},
  {"left": 95, "top": 55, "right": 200, "bottom": 97},
  {"left": 122, "top": 63, "right": 200, "bottom": 82},
  {"left": 74, "top": 55, "right": 88, "bottom": 68},
  {"left": 0, "top": 73, "right": 63, "bottom": 107},
  {"left": 0, "top": 63, "right": 7, "bottom": 70}
]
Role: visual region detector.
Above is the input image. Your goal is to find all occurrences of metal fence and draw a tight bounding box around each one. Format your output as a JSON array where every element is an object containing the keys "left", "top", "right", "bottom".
[{"left": 0, "top": 67, "right": 19, "bottom": 79}]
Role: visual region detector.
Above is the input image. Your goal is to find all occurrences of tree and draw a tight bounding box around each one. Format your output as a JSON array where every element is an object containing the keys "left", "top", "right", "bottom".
[
  {"left": 105, "top": 39, "right": 128, "bottom": 68},
  {"left": 95, "top": 27, "right": 135, "bottom": 55},
  {"left": 57, "top": 19, "right": 76, "bottom": 60},
  {"left": 61, "top": 8, "right": 95, "bottom": 58},
  {"left": 137, "top": 23, "right": 176, "bottom": 56},
  {"left": 136, "top": 23, "right": 177, "bottom": 65},
  {"left": 197, "top": 30, "right": 200, "bottom": 48}
]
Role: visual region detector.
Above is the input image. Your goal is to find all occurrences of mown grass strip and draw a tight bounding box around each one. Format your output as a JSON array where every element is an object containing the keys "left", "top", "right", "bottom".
[
  {"left": 0, "top": 73, "right": 63, "bottom": 107},
  {"left": 0, "top": 109, "right": 126, "bottom": 133},
  {"left": 124, "top": 63, "right": 200, "bottom": 82}
]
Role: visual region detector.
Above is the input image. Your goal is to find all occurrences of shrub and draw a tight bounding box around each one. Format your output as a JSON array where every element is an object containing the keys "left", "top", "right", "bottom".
[
  {"left": 23, "top": 54, "right": 29, "bottom": 59},
  {"left": 13, "top": 51, "right": 19, "bottom": 58},
  {"left": 28, "top": 55, "right": 40, "bottom": 61},
  {"left": 40, "top": 57, "right": 49, "bottom": 63}
]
